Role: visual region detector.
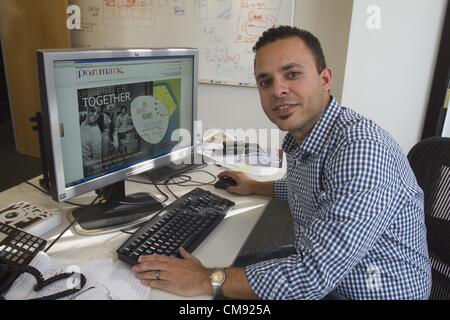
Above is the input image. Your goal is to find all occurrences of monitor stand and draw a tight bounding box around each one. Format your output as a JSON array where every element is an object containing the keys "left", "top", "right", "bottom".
[{"left": 70, "top": 180, "right": 164, "bottom": 235}]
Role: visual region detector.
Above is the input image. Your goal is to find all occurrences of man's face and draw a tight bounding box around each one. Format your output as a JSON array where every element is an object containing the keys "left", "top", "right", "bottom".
[
  {"left": 254, "top": 37, "right": 332, "bottom": 141},
  {"left": 87, "top": 106, "right": 99, "bottom": 124}
]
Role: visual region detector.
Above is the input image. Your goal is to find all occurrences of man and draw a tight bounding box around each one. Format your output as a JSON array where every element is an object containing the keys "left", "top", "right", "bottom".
[
  {"left": 132, "top": 26, "right": 432, "bottom": 299},
  {"left": 116, "top": 105, "right": 132, "bottom": 154},
  {"left": 80, "top": 105, "right": 102, "bottom": 176}
]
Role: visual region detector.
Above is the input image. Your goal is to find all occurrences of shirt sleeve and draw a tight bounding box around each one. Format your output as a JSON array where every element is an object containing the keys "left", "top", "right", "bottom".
[
  {"left": 273, "top": 178, "right": 288, "bottom": 202},
  {"left": 245, "top": 139, "right": 403, "bottom": 299}
]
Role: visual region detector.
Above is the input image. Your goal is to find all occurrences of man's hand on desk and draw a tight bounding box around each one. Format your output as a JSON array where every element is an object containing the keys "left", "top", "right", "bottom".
[
  {"left": 133, "top": 248, "right": 212, "bottom": 296},
  {"left": 217, "top": 171, "right": 275, "bottom": 197},
  {"left": 132, "top": 248, "right": 258, "bottom": 299}
]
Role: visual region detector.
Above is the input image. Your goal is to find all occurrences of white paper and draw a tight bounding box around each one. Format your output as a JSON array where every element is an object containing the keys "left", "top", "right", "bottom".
[{"left": 66, "top": 259, "right": 149, "bottom": 300}]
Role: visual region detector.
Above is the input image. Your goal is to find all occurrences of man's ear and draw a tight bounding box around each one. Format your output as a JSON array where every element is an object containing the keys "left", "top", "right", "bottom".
[{"left": 320, "top": 67, "right": 333, "bottom": 92}]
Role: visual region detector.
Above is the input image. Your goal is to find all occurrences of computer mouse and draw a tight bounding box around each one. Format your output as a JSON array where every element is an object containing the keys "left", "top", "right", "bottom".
[{"left": 214, "top": 177, "right": 237, "bottom": 189}]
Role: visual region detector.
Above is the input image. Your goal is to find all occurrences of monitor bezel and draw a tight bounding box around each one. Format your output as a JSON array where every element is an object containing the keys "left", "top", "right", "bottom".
[{"left": 37, "top": 48, "right": 199, "bottom": 202}]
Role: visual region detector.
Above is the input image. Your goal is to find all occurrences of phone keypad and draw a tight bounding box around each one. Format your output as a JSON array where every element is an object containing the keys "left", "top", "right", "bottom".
[{"left": 0, "top": 222, "right": 46, "bottom": 268}]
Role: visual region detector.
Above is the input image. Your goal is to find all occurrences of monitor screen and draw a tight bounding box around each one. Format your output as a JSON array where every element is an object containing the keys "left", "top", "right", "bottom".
[{"left": 37, "top": 48, "right": 198, "bottom": 233}]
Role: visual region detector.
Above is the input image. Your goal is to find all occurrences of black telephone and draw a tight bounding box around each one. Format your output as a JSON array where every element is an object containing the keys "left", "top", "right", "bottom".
[
  {"left": 0, "top": 221, "right": 87, "bottom": 299},
  {"left": 0, "top": 221, "right": 47, "bottom": 296}
]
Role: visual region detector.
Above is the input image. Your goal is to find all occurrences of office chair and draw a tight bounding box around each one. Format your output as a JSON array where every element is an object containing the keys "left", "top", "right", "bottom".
[{"left": 407, "top": 137, "right": 450, "bottom": 300}]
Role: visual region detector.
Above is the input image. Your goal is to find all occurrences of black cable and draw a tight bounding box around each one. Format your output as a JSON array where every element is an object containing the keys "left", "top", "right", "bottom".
[
  {"left": 25, "top": 181, "right": 49, "bottom": 195},
  {"left": 161, "top": 162, "right": 208, "bottom": 184},
  {"left": 43, "top": 220, "right": 76, "bottom": 254},
  {"left": 107, "top": 199, "right": 164, "bottom": 206},
  {"left": 150, "top": 179, "right": 170, "bottom": 203},
  {"left": 155, "top": 166, "right": 217, "bottom": 199},
  {"left": 190, "top": 163, "right": 208, "bottom": 171},
  {"left": 24, "top": 180, "right": 101, "bottom": 252},
  {"left": 24, "top": 180, "right": 100, "bottom": 251},
  {"left": 127, "top": 175, "right": 193, "bottom": 186},
  {"left": 44, "top": 195, "right": 100, "bottom": 253},
  {"left": 173, "top": 169, "right": 217, "bottom": 186},
  {"left": 124, "top": 178, "right": 170, "bottom": 203},
  {"left": 162, "top": 170, "right": 217, "bottom": 187},
  {"left": 164, "top": 177, "right": 179, "bottom": 199},
  {"left": 192, "top": 169, "right": 217, "bottom": 182}
]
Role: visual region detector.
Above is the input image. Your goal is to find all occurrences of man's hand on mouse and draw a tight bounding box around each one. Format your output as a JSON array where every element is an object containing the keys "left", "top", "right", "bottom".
[{"left": 217, "top": 171, "right": 257, "bottom": 195}]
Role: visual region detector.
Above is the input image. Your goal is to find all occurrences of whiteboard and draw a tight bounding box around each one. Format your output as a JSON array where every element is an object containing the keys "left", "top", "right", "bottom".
[{"left": 70, "top": 0, "right": 294, "bottom": 87}]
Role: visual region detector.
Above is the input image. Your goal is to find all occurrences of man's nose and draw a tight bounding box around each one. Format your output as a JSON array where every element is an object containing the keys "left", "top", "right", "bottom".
[{"left": 272, "top": 77, "right": 289, "bottom": 97}]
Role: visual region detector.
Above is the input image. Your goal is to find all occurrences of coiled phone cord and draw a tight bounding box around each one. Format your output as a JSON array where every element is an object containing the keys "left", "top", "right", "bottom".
[{"left": 1, "top": 265, "right": 86, "bottom": 300}]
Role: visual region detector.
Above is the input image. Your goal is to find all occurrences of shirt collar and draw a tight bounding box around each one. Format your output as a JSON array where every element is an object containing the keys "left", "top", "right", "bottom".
[{"left": 282, "top": 96, "right": 341, "bottom": 157}]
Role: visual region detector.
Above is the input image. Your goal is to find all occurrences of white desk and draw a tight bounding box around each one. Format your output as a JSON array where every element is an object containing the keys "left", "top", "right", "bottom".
[{"left": 0, "top": 164, "right": 285, "bottom": 300}]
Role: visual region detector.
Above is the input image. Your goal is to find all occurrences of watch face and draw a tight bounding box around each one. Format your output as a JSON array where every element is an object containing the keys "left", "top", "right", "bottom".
[{"left": 211, "top": 270, "right": 225, "bottom": 284}]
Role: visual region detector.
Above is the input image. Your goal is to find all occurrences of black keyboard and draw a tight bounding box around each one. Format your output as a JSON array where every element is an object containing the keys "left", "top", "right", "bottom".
[{"left": 116, "top": 188, "right": 235, "bottom": 265}]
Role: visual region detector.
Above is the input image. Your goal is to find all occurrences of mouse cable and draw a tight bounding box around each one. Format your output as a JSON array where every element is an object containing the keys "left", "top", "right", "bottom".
[
  {"left": 162, "top": 167, "right": 218, "bottom": 199},
  {"left": 172, "top": 169, "right": 217, "bottom": 186}
]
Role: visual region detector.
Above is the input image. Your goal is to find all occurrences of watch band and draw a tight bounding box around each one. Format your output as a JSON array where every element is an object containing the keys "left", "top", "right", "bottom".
[{"left": 209, "top": 268, "right": 226, "bottom": 296}]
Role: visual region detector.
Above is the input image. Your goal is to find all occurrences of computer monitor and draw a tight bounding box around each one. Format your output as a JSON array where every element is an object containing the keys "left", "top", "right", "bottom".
[{"left": 37, "top": 48, "right": 198, "bottom": 234}]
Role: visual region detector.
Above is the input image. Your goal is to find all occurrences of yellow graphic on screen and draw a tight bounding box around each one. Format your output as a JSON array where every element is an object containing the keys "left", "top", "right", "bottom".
[{"left": 154, "top": 85, "right": 178, "bottom": 116}]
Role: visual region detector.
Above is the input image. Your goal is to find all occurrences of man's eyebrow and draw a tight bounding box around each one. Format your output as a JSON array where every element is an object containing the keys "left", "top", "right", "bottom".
[
  {"left": 255, "top": 72, "right": 268, "bottom": 80},
  {"left": 255, "top": 63, "right": 305, "bottom": 79},
  {"left": 281, "top": 63, "right": 305, "bottom": 71}
]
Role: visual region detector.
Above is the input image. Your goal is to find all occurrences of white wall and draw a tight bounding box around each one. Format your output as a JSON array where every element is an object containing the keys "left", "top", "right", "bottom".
[
  {"left": 342, "top": 0, "right": 447, "bottom": 153},
  {"left": 197, "top": 83, "right": 274, "bottom": 134},
  {"left": 198, "top": 0, "right": 353, "bottom": 146},
  {"left": 292, "top": 0, "right": 353, "bottom": 103}
]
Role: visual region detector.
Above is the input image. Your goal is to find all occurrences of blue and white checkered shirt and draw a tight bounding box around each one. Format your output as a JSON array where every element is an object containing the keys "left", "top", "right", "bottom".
[{"left": 245, "top": 97, "right": 432, "bottom": 299}]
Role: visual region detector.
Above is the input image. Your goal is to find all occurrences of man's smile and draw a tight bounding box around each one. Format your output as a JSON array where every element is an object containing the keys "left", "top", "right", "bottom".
[{"left": 273, "top": 103, "right": 299, "bottom": 117}]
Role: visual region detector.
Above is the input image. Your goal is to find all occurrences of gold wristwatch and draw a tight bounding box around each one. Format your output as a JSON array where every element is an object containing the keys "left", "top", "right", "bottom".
[{"left": 209, "top": 268, "right": 226, "bottom": 295}]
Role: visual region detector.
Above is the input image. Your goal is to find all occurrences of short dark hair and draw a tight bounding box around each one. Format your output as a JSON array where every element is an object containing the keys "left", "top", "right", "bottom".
[{"left": 253, "top": 26, "right": 327, "bottom": 73}]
